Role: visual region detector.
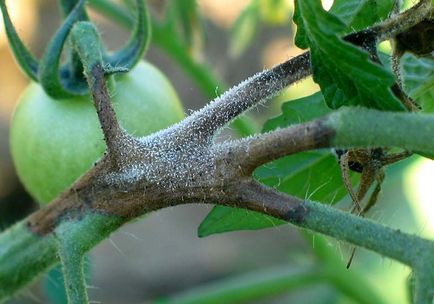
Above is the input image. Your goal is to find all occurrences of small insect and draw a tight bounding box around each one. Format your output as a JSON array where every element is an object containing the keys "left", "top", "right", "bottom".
[{"left": 335, "top": 148, "right": 412, "bottom": 267}]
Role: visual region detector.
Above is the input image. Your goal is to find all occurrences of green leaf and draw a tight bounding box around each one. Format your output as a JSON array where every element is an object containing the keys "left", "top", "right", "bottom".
[
  {"left": 263, "top": 92, "right": 331, "bottom": 131},
  {"left": 293, "top": 0, "right": 309, "bottom": 49},
  {"left": 401, "top": 53, "right": 434, "bottom": 113},
  {"left": 349, "top": 0, "right": 394, "bottom": 30},
  {"left": 329, "top": 0, "right": 365, "bottom": 25},
  {"left": 298, "top": 0, "right": 404, "bottom": 111},
  {"left": 255, "top": 151, "right": 353, "bottom": 203},
  {"left": 330, "top": 0, "right": 395, "bottom": 30},
  {"left": 198, "top": 93, "right": 358, "bottom": 237},
  {"left": 378, "top": 51, "right": 434, "bottom": 113},
  {"left": 198, "top": 206, "right": 283, "bottom": 237}
]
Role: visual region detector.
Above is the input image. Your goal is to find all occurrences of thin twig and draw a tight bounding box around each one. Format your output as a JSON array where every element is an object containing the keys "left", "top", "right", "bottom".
[
  {"left": 87, "top": 63, "right": 124, "bottom": 152},
  {"left": 70, "top": 21, "right": 128, "bottom": 159}
]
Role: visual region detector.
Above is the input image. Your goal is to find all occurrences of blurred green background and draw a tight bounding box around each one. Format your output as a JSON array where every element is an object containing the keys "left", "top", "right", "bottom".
[{"left": 0, "top": 0, "right": 432, "bottom": 303}]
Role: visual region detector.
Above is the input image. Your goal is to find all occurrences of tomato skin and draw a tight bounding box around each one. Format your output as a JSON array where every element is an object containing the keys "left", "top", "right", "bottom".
[{"left": 11, "top": 61, "right": 184, "bottom": 204}]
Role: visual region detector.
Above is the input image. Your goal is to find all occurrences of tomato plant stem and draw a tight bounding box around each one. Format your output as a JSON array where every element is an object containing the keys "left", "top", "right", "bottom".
[{"left": 70, "top": 21, "right": 125, "bottom": 158}]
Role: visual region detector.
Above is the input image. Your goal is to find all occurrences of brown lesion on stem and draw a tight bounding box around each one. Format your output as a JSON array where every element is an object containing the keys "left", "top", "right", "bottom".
[
  {"left": 87, "top": 63, "right": 124, "bottom": 152},
  {"left": 87, "top": 64, "right": 135, "bottom": 162},
  {"left": 231, "top": 179, "right": 309, "bottom": 224},
  {"left": 23, "top": 0, "right": 432, "bottom": 243},
  {"left": 3, "top": 3, "right": 433, "bottom": 302},
  {"left": 26, "top": 158, "right": 112, "bottom": 235},
  {"left": 89, "top": 64, "right": 121, "bottom": 141},
  {"left": 218, "top": 118, "right": 335, "bottom": 176},
  {"left": 27, "top": 112, "right": 336, "bottom": 236}
]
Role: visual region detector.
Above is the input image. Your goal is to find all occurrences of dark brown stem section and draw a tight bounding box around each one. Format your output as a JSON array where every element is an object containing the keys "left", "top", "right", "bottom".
[
  {"left": 230, "top": 179, "right": 432, "bottom": 269},
  {"left": 88, "top": 64, "right": 125, "bottom": 157},
  {"left": 27, "top": 116, "right": 337, "bottom": 235},
  {"left": 221, "top": 118, "right": 335, "bottom": 175},
  {"left": 232, "top": 180, "right": 308, "bottom": 224}
]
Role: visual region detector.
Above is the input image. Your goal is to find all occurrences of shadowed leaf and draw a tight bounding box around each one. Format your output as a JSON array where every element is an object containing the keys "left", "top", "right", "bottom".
[{"left": 199, "top": 93, "right": 358, "bottom": 237}]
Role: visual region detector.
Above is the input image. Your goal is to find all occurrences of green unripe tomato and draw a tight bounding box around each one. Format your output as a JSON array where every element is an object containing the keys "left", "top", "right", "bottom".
[{"left": 11, "top": 61, "right": 184, "bottom": 205}]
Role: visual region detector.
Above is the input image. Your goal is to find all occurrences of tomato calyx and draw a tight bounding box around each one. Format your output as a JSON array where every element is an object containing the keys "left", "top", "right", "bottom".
[{"left": 0, "top": 0, "right": 150, "bottom": 99}]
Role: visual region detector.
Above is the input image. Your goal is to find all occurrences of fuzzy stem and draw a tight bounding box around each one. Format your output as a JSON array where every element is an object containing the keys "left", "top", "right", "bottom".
[
  {"left": 234, "top": 180, "right": 433, "bottom": 267},
  {"left": 300, "top": 201, "right": 431, "bottom": 267},
  {"left": 177, "top": 52, "right": 311, "bottom": 140},
  {"left": 1, "top": 107, "right": 434, "bottom": 301},
  {"left": 58, "top": 245, "right": 89, "bottom": 304},
  {"left": 0, "top": 212, "right": 123, "bottom": 303},
  {"left": 413, "top": 268, "right": 434, "bottom": 304},
  {"left": 152, "top": 21, "right": 261, "bottom": 137},
  {"left": 225, "top": 107, "right": 434, "bottom": 173},
  {"left": 225, "top": 118, "right": 332, "bottom": 174},
  {"left": 0, "top": 222, "right": 57, "bottom": 302},
  {"left": 104, "top": 0, "right": 151, "bottom": 71},
  {"left": 55, "top": 216, "right": 107, "bottom": 304},
  {"left": 328, "top": 107, "right": 434, "bottom": 154}
]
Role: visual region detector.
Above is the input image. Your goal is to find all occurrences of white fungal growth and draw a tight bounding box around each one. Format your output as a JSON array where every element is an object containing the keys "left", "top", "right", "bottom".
[
  {"left": 174, "top": 53, "right": 310, "bottom": 140},
  {"left": 102, "top": 54, "right": 311, "bottom": 196},
  {"left": 103, "top": 127, "right": 218, "bottom": 193}
]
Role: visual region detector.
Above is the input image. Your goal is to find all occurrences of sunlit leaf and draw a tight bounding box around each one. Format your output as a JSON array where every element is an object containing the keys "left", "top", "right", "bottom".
[
  {"left": 294, "top": 0, "right": 404, "bottom": 111},
  {"left": 293, "top": 0, "right": 309, "bottom": 49},
  {"left": 198, "top": 206, "right": 283, "bottom": 237},
  {"left": 330, "top": 0, "right": 395, "bottom": 30}
]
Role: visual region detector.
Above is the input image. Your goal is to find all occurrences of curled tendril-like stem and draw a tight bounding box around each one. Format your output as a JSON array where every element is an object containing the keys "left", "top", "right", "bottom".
[
  {"left": 58, "top": 0, "right": 89, "bottom": 19},
  {"left": 104, "top": 0, "right": 151, "bottom": 70},
  {"left": 0, "top": 0, "right": 149, "bottom": 99},
  {"left": 0, "top": 0, "right": 39, "bottom": 80},
  {"left": 58, "top": 0, "right": 90, "bottom": 84},
  {"left": 38, "top": 0, "right": 87, "bottom": 98}
]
